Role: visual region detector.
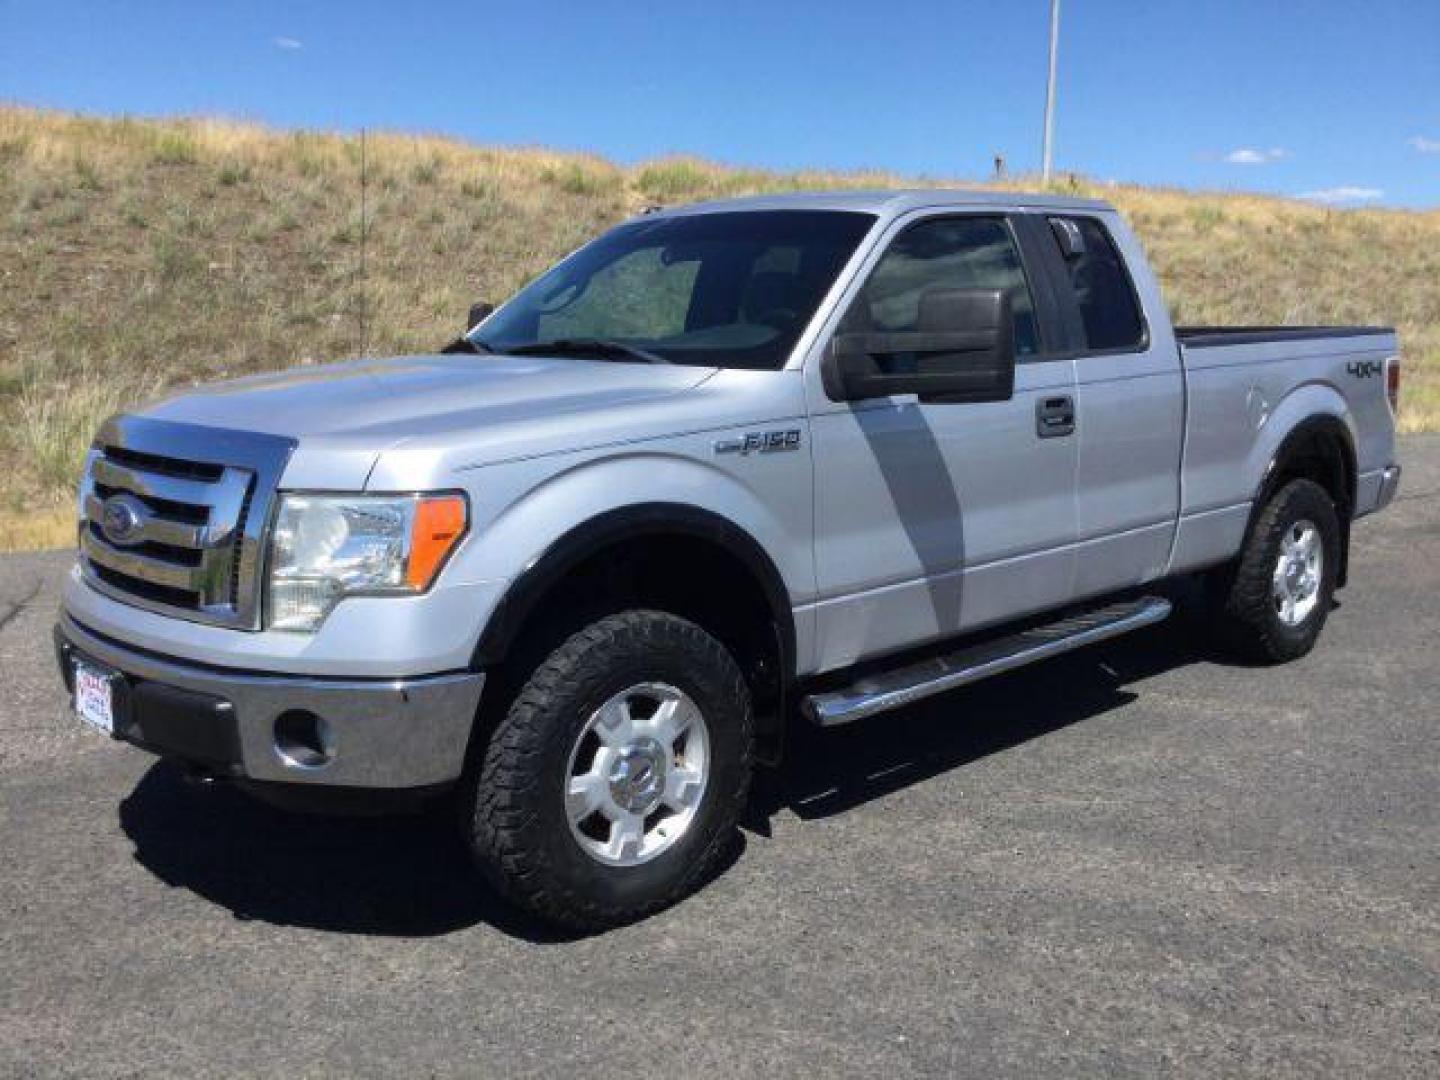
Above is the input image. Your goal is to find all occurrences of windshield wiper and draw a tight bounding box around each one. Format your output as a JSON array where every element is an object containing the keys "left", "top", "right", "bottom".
[
  {"left": 506, "top": 338, "right": 669, "bottom": 364},
  {"left": 440, "top": 336, "right": 495, "bottom": 355}
]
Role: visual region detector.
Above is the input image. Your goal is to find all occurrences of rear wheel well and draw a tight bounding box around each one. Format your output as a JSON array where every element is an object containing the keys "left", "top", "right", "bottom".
[
  {"left": 480, "top": 529, "right": 790, "bottom": 764},
  {"left": 1259, "top": 419, "right": 1356, "bottom": 585}
]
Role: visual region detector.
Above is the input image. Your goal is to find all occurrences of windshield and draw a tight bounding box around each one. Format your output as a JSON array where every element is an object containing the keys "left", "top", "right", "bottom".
[{"left": 468, "top": 210, "right": 876, "bottom": 369}]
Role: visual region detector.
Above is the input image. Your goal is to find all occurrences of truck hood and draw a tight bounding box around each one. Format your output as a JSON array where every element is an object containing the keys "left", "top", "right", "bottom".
[
  {"left": 140, "top": 354, "right": 719, "bottom": 487},
  {"left": 144, "top": 354, "right": 716, "bottom": 439}
]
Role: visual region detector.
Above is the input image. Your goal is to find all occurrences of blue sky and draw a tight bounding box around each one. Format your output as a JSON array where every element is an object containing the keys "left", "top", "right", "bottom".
[{"left": 3, "top": 0, "right": 1437, "bottom": 207}]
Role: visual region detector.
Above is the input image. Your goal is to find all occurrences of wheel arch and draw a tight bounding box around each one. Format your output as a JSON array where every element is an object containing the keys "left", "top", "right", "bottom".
[
  {"left": 1252, "top": 411, "right": 1358, "bottom": 586},
  {"left": 471, "top": 502, "right": 796, "bottom": 763}
]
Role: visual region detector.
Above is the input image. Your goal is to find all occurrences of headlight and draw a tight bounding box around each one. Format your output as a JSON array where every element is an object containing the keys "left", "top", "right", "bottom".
[{"left": 267, "top": 493, "right": 467, "bottom": 632}]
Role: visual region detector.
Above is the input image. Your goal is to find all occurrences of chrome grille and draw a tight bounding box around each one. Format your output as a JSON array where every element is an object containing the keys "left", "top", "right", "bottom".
[{"left": 78, "top": 416, "right": 296, "bottom": 629}]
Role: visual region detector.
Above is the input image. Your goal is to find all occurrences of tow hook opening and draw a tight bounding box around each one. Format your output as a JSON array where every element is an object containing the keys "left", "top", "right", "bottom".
[{"left": 274, "top": 709, "right": 335, "bottom": 769}]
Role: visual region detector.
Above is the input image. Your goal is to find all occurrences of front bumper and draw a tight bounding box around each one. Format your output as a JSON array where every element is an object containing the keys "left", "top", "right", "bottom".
[{"left": 56, "top": 612, "right": 485, "bottom": 790}]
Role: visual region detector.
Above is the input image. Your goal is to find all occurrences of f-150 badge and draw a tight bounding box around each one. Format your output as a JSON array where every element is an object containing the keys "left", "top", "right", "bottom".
[{"left": 714, "top": 429, "right": 802, "bottom": 455}]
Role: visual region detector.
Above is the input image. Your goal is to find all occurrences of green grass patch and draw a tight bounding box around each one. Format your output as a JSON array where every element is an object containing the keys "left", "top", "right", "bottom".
[
  {"left": 636, "top": 159, "right": 714, "bottom": 200},
  {"left": 150, "top": 130, "right": 198, "bottom": 165},
  {"left": 217, "top": 161, "right": 252, "bottom": 186},
  {"left": 543, "top": 162, "right": 617, "bottom": 197}
]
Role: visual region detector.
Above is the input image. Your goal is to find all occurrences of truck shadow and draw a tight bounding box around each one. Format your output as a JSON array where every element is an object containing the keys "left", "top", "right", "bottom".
[
  {"left": 748, "top": 607, "right": 1205, "bottom": 829},
  {"left": 118, "top": 593, "right": 1213, "bottom": 942},
  {"left": 117, "top": 763, "right": 584, "bottom": 941}
]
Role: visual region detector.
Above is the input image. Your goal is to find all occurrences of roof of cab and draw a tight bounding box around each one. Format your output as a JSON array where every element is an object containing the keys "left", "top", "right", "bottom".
[{"left": 652, "top": 188, "right": 1114, "bottom": 218}]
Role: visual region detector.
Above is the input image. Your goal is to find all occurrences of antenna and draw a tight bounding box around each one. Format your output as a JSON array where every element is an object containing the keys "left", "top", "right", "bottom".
[
  {"left": 359, "top": 127, "right": 369, "bottom": 357},
  {"left": 1041, "top": 0, "right": 1060, "bottom": 184}
]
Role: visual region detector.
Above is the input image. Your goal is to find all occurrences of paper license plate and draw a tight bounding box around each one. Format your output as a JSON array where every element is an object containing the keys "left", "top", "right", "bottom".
[{"left": 75, "top": 662, "right": 116, "bottom": 736}]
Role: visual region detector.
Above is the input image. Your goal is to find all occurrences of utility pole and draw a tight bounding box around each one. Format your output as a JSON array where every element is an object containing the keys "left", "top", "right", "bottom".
[{"left": 1041, "top": 0, "right": 1060, "bottom": 184}]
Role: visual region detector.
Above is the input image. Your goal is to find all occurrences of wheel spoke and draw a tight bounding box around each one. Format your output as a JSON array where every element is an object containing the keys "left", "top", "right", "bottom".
[
  {"left": 650, "top": 695, "right": 698, "bottom": 747},
  {"left": 1273, "top": 565, "right": 1289, "bottom": 600},
  {"left": 606, "top": 813, "right": 646, "bottom": 861},
  {"left": 566, "top": 771, "right": 605, "bottom": 824},
  {"left": 593, "top": 698, "right": 635, "bottom": 748},
  {"left": 663, "top": 762, "right": 704, "bottom": 812}
]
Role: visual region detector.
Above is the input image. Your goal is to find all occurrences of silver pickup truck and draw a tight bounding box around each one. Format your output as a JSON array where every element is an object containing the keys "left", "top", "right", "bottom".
[{"left": 55, "top": 190, "right": 1403, "bottom": 928}]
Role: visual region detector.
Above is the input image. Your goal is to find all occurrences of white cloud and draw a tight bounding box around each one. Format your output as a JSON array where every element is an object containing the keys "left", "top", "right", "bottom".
[
  {"left": 1224, "top": 147, "right": 1290, "bottom": 164},
  {"left": 273, "top": 36, "right": 303, "bottom": 50},
  {"left": 1408, "top": 135, "right": 1440, "bottom": 154},
  {"left": 1296, "top": 186, "right": 1385, "bottom": 204}
]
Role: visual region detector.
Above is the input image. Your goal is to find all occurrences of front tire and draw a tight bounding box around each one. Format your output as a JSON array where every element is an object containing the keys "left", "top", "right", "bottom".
[
  {"left": 464, "top": 610, "right": 753, "bottom": 930},
  {"left": 1209, "top": 478, "right": 1341, "bottom": 663}
]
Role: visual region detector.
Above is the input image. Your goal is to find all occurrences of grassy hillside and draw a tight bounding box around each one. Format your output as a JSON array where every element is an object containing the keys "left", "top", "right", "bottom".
[{"left": 2, "top": 105, "right": 1436, "bottom": 549}]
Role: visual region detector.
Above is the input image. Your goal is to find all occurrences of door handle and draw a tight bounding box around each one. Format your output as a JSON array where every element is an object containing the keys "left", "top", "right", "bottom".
[{"left": 1036, "top": 395, "right": 1075, "bottom": 438}]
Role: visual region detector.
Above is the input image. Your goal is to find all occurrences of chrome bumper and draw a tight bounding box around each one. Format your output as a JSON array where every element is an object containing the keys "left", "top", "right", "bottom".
[{"left": 56, "top": 612, "right": 484, "bottom": 789}]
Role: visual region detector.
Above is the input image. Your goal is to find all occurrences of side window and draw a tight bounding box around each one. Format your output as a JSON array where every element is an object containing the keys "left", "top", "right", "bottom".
[
  {"left": 841, "top": 216, "right": 1041, "bottom": 356},
  {"left": 1047, "top": 216, "right": 1145, "bottom": 351}
]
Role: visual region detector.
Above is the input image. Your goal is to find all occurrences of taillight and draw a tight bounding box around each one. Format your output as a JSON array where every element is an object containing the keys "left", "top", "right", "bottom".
[{"left": 1386, "top": 356, "right": 1401, "bottom": 414}]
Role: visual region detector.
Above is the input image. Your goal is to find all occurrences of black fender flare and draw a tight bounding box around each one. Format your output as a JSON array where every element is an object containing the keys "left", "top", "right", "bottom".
[
  {"left": 470, "top": 502, "right": 796, "bottom": 688},
  {"left": 1252, "top": 413, "right": 1357, "bottom": 585}
]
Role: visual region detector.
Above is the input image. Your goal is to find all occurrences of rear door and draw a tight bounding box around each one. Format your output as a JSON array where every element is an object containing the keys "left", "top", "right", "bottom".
[
  {"left": 1031, "top": 211, "right": 1184, "bottom": 598},
  {"left": 804, "top": 210, "right": 1079, "bottom": 672}
]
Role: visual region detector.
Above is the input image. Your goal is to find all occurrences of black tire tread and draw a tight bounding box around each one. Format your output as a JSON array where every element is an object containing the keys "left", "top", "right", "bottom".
[
  {"left": 1212, "top": 478, "right": 1339, "bottom": 663},
  {"left": 466, "top": 610, "right": 752, "bottom": 931}
]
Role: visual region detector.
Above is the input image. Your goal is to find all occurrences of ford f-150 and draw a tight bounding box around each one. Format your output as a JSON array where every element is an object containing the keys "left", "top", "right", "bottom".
[{"left": 55, "top": 190, "right": 1403, "bottom": 928}]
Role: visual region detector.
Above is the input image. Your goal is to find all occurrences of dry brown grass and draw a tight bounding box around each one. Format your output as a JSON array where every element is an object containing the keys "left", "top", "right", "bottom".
[
  {"left": 0, "top": 506, "right": 74, "bottom": 551},
  {"left": 1, "top": 105, "right": 1436, "bottom": 551}
]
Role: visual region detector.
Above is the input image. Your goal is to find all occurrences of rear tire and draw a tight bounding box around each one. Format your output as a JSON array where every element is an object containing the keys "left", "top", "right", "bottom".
[
  {"left": 464, "top": 610, "right": 753, "bottom": 931},
  {"left": 1208, "top": 478, "right": 1340, "bottom": 663}
]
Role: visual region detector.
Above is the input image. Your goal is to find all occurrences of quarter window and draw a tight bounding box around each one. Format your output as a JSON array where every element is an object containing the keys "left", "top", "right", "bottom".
[
  {"left": 841, "top": 216, "right": 1041, "bottom": 356},
  {"left": 1047, "top": 216, "right": 1145, "bottom": 351}
]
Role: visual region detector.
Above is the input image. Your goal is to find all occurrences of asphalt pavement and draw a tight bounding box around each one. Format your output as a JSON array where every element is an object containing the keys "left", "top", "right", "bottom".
[{"left": 1, "top": 438, "right": 1436, "bottom": 1078}]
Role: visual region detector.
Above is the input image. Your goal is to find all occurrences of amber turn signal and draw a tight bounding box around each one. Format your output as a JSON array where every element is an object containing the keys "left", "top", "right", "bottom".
[{"left": 406, "top": 495, "right": 468, "bottom": 590}]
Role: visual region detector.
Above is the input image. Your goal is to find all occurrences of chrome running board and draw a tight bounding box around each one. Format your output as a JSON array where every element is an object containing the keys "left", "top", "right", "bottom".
[{"left": 803, "top": 596, "right": 1173, "bottom": 727}]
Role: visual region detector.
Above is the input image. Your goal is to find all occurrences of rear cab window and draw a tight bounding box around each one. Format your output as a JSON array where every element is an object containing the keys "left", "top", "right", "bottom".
[{"left": 1046, "top": 216, "right": 1147, "bottom": 353}]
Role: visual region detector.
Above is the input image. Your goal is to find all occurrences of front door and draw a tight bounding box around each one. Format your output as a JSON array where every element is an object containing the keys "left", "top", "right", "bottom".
[{"left": 805, "top": 212, "right": 1079, "bottom": 673}]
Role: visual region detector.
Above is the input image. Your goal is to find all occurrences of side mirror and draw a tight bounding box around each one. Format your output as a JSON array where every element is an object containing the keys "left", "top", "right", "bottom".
[
  {"left": 439, "top": 300, "right": 497, "bottom": 355},
  {"left": 467, "top": 300, "right": 495, "bottom": 331},
  {"left": 825, "top": 288, "right": 1017, "bottom": 404}
]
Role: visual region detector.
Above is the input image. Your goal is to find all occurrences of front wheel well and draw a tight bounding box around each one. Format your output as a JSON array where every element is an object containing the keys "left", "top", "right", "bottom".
[{"left": 475, "top": 518, "right": 793, "bottom": 764}]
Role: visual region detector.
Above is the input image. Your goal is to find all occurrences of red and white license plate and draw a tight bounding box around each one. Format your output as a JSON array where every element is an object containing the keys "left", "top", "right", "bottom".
[{"left": 74, "top": 663, "right": 116, "bottom": 736}]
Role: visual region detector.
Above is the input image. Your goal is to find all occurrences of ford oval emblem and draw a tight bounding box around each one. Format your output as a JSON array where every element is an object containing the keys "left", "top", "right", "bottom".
[{"left": 100, "top": 493, "right": 148, "bottom": 547}]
